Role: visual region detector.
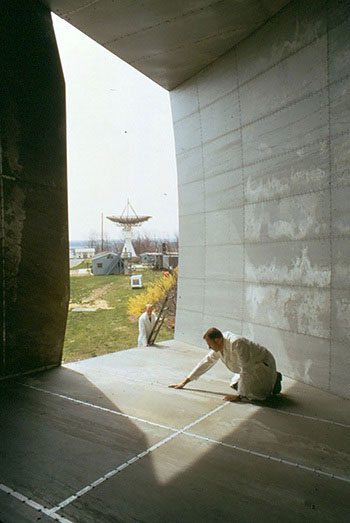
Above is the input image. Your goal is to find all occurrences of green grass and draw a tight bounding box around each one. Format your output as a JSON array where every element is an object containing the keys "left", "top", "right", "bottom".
[
  {"left": 72, "top": 259, "right": 92, "bottom": 269},
  {"left": 63, "top": 270, "right": 174, "bottom": 363}
]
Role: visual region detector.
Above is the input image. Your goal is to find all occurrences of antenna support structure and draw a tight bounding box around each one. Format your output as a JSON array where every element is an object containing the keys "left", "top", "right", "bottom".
[{"left": 107, "top": 199, "right": 151, "bottom": 259}]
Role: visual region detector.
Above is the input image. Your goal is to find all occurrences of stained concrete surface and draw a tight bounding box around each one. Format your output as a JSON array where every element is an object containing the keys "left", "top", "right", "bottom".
[
  {"left": 43, "top": 0, "right": 290, "bottom": 89},
  {"left": 0, "top": 492, "right": 54, "bottom": 523},
  {"left": 0, "top": 340, "right": 349, "bottom": 522},
  {"left": 0, "top": 0, "right": 69, "bottom": 379},
  {"left": 171, "top": 0, "right": 350, "bottom": 399}
]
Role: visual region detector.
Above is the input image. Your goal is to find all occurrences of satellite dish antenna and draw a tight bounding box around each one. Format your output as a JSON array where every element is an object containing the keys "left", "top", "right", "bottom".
[{"left": 107, "top": 199, "right": 151, "bottom": 258}]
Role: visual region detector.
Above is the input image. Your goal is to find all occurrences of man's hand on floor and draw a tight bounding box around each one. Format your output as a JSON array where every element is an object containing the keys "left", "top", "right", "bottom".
[
  {"left": 169, "top": 377, "right": 191, "bottom": 389},
  {"left": 223, "top": 394, "right": 242, "bottom": 402}
]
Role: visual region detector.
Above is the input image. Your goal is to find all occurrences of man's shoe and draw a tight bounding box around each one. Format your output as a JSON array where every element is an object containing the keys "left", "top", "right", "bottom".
[{"left": 273, "top": 372, "right": 282, "bottom": 395}]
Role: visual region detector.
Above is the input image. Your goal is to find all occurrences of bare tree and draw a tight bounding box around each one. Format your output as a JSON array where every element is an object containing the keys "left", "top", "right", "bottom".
[
  {"left": 110, "top": 239, "right": 124, "bottom": 254},
  {"left": 88, "top": 226, "right": 112, "bottom": 253},
  {"left": 87, "top": 230, "right": 99, "bottom": 249},
  {"left": 134, "top": 232, "right": 158, "bottom": 255}
]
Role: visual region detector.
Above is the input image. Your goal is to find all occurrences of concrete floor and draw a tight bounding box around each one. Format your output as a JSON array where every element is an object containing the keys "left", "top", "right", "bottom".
[{"left": 1, "top": 340, "right": 349, "bottom": 523}]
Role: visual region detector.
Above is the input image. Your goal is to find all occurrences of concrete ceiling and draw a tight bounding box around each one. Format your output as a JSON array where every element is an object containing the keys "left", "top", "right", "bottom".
[{"left": 43, "top": 0, "right": 290, "bottom": 90}]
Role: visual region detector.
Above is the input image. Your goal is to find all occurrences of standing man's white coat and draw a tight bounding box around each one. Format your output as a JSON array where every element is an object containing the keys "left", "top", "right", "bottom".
[{"left": 138, "top": 304, "right": 157, "bottom": 346}]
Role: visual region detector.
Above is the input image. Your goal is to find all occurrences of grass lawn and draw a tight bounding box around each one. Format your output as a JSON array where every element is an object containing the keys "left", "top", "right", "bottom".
[
  {"left": 72, "top": 259, "right": 92, "bottom": 269},
  {"left": 63, "top": 270, "right": 174, "bottom": 363}
]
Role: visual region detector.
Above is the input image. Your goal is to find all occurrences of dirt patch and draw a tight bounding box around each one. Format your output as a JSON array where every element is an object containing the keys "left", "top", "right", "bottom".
[
  {"left": 69, "top": 283, "right": 114, "bottom": 310},
  {"left": 113, "top": 325, "right": 129, "bottom": 332}
]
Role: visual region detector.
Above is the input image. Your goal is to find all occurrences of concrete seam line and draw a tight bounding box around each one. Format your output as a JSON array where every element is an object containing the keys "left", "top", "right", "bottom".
[
  {"left": 18, "top": 382, "right": 179, "bottom": 432},
  {"left": 177, "top": 277, "right": 336, "bottom": 291},
  {"left": 235, "top": 44, "right": 245, "bottom": 337},
  {"left": 1, "top": 177, "right": 6, "bottom": 371},
  {"left": 49, "top": 402, "right": 228, "bottom": 513},
  {"left": 0, "top": 365, "right": 58, "bottom": 382},
  {"left": 64, "top": 0, "right": 100, "bottom": 16},
  {"left": 175, "top": 125, "right": 350, "bottom": 173},
  {"left": 174, "top": 311, "right": 332, "bottom": 342},
  {"left": 19, "top": 381, "right": 350, "bottom": 429},
  {"left": 195, "top": 70, "right": 206, "bottom": 318},
  {"left": 103, "top": 0, "right": 225, "bottom": 46},
  {"left": 325, "top": 0, "right": 333, "bottom": 393},
  {"left": 271, "top": 407, "right": 350, "bottom": 429},
  {"left": 182, "top": 432, "right": 350, "bottom": 485},
  {"left": 174, "top": 35, "right": 350, "bottom": 123},
  {"left": 0, "top": 483, "right": 73, "bottom": 523},
  {"left": 174, "top": 82, "right": 329, "bottom": 149},
  {"left": 176, "top": 230, "right": 348, "bottom": 246},
  {"left": 0, "top": 174, "right": 16, "bottom": 181}
]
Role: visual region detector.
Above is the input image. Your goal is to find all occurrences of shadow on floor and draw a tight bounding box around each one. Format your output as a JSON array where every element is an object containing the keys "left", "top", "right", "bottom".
[{"left": 0, "top": 364, "right": 349, "bottom": 523}]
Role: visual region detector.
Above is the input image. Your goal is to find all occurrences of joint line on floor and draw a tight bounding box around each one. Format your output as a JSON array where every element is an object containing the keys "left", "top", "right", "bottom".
[
  {"left": 182, "top": 432, "right": 350, "bottom": 484},
  {"left": 11, "top": 381, "right": 350, "bottom": 518},
  {"left": 271, "top": 408, "right": 350, "bottom": 428},
  {"left": 18, "top": 381, "right": 350, "bottom": 429},
  {"left": 0, "top": 483, "right": 73, "bottom": 522},
  {"left": 18, "top": 382, "right": 179, "bottom": 432},
  {"left": 49, "top": 402, "right": 228, "bottom": 514}
]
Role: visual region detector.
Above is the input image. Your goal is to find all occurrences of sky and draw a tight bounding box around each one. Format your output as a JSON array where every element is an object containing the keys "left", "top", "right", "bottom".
[{"left": 52, "top": 15, "right": 178, "bottom": 242}]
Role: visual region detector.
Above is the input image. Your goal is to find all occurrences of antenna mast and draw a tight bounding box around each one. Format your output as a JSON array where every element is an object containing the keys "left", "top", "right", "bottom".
[{"left": 107, "top": 201, "right": 151, "bottom": 259}]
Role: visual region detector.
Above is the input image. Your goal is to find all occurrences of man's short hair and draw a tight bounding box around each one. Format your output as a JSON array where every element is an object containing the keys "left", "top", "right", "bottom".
[{"left": 203, "top": 327, "right": 223, "bottom": 340}]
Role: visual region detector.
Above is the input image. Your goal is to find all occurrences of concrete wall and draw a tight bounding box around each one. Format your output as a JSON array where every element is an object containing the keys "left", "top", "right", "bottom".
[
  {"left": 171, "top": 0, "right": 350, "bottom": 398},
  {"left": 0, "top": 0, "right": 69, "bottom": 377}
]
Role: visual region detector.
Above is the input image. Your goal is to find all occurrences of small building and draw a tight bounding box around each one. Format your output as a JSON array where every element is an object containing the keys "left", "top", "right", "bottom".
[
  {"left": 130, "top": 274, "right": 143, "bottom": 288},
  {"left": 140, "top": 251, "right": 178, "bottom": 270},
  {"left": 91, "top": 252, "right": 124, "bottom": 275},
  {"left": 74, "top": 248, "right": 95, "bottom": 259},
  {"left": 163, "top": 253, "right": 179, "bottom": 270},
  {"left": 139, "top": 252, "right": 162, "bottom": 266}
]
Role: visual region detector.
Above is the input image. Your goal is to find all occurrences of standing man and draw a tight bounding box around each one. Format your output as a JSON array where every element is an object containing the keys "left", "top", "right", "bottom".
[
  {"left": 138, "top": 304, "right": 157, "bottom": 347},
  {"left": 169, "top": 327, "right": 282, "bottom": 401}
]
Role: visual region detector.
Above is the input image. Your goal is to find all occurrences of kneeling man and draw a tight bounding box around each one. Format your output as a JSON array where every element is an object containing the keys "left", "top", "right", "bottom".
[{"left": 170, "top": 327, "right": 282, "bottom": 401}]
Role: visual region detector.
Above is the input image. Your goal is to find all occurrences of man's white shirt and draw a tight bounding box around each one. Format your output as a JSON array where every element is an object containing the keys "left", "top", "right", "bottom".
[{"left": 187, "top": 332, "right": 277, "bottom": 400}]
